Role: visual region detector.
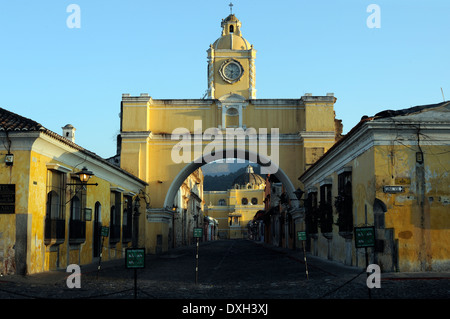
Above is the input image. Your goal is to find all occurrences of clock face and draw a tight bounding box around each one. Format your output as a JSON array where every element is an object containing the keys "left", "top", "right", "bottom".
[
  {"left": 224, "top": 63, "right": 241, "bottom": 80},
  {"left": 219, "top": 59, "right": 243, "bottom": 83}
]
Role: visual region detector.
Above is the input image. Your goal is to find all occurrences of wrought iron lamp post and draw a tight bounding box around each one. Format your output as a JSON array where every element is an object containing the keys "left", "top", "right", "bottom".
[{"left": 132, "top": 196, "right": 141, "bottom": 248}]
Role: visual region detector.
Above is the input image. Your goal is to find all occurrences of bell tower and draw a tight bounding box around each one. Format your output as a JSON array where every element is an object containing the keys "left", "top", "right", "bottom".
[{"left": 207, "top": 9, "right": 256, "bottom": 100}]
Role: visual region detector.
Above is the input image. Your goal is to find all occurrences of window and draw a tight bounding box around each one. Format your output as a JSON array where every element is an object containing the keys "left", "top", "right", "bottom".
[
  {"left": 336, "top": 171, "right": 353, "bottom": 232},
  {"left": 241, "top": 197, "right": 248, "bottom": 205},
  {"left": 46, "top": 191, "right": 60, "bottom": 219},
  {"left": 218, "top": 199, "right": 226, "bottom": 206},
  {"left": 45, "top": 169, "right": 66, "bottom": 244},
  {"left": 122, "top": 196, "right": 133, "bottom": 242},
  {"left": 46, "top": 170, "right": 65, "bottom": 219},
  {"left": 66, "top": 172, "right": 87, "bottom": 244},
  {"left": 225, "top": 107, "right": 239, "bottom": 128},
  {"left": 251, "top": 197, "right": 258, "bottom": 205},
  {"left": 69, "top": 194, "right": 86, "bottom": 243},
  {"left": 319, "top": 183, "right": 333, "bottom": 233},
  {"left": 110, "top": 191, "right": 122, "bottom": 243},
  {"left": 305, "top": 190, "right": 318, "bottom": 234},
  {"left": 229, "top": 216, "right": 240, "bottom": 226},
  {"left": 93, "top": 202, "right": 102, "bottom": 258},
  {"left": 229, "top": 25, "right": 234, "bottom": 33},
  {"left": 71, "top": 196, "right": 81, "bottom": 220}
]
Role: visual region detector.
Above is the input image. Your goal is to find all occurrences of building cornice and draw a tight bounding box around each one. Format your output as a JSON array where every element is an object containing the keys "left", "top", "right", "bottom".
[
  {"left": 299, "top": 117, "right": 450, "bottom": 185},
  {"left": 121, "top": 131, "right": 152, "bottom": 140}
]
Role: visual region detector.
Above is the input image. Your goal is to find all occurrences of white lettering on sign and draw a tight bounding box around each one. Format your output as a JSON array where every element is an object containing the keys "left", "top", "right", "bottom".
[{"left": 383, "top": 185, "right": 404, "bottom": 193}]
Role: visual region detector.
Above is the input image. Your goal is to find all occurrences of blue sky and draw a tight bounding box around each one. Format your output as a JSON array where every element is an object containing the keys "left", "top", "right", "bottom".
[{"left": 1, "top": 1, "right": 449, "bottom": 159}]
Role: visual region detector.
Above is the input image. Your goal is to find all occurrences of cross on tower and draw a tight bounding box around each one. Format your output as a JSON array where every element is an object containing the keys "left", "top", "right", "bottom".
[{"left": 229, "top": 2, "right": 233, "bottom": 14}]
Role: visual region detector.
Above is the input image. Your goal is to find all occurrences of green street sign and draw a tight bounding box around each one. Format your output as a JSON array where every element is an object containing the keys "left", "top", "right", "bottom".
[
  {"left": 125, "top": 248, "right": 145, "bottom": 269},
  {"left": 101, "top": 226, "right": 109, "bottom": 237},
  {"left": 297, "top": 231, "right": 307, "bottom": 241},
  {"left": 193, "top": 228, "right": 203, "bottom": 238},
  {"left": 354, "top": 226, "right": 375, "bottom": 248}
]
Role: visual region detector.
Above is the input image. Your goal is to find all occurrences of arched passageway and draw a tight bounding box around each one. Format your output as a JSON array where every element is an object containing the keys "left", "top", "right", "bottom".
[{"left": 164, "top": 148, "right": 300, "bottom": 211}]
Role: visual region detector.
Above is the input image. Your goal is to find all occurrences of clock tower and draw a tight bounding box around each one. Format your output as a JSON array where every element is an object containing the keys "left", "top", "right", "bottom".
[{"left": 207, "top": 13, "right": 256, "bottom": 100}]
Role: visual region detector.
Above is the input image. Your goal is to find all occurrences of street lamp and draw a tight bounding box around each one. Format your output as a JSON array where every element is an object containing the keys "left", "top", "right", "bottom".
[
  {"left": 67, "top": 167, "right": 98, "bottom": 186},
  {"left": 132, "top": 196, "right": 141, "bottom": 248},
  {"left": 76, "top": 167, "right": 94, "bottom": 183},
  {"left": 69, "top": 167, "right": 98, "bottom": 186}
]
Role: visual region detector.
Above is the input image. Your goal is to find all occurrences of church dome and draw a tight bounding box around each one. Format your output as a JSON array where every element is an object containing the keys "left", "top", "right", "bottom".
[
  {"left": 213, "top": 14, "right": 251, "bottom": 51},
  {"left": 232, "top": 165, "right": 265, "bottom": 189},
  {"left": 213, "top": 34, "right": 251, "bottom": 50}
]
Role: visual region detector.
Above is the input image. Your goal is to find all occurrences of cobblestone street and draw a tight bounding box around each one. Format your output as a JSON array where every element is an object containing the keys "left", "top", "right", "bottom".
[{"left": 0, "top": 240, "right": 448, "bottom": 316}]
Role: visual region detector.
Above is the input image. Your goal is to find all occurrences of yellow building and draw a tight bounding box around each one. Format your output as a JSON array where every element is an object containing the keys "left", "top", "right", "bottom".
[
  {"left": 299, "top": 101, "right": 450, "bottom": 272},
  {"left": 170, "top": 168, "right": 204, "bottom": 248},
  {"left": 119, "top": 12, "right": 341, "bottom": 254},
  {"left": 0, "top": 107, "right": 147, "bottom": 275},
  {"left": 204, "top": 165, "right": 265, "bottom": 239}
]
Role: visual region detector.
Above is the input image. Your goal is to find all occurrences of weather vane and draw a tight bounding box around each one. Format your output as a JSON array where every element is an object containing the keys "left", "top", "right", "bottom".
[{"left": 229, "top": 2, "right": 233, "bottom": 14}]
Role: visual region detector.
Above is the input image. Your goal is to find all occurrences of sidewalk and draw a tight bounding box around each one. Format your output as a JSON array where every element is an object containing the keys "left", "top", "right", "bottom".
[{"left": 256, "top": 240, "right": 450, "bottom": 280}]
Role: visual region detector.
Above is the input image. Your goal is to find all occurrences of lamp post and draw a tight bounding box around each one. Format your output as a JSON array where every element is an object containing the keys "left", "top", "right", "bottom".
[
  {"left": 69, "top": 167, "right": 98, "bottom": 186},
  {"left": 132, "top": 196, "right": 141, "bottom": 248},
  {"left": 67, "top": 166, "right": 98, "bottom": 208}
]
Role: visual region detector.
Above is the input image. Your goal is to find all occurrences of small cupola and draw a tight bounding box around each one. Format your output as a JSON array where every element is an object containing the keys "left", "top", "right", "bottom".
[
  {"left": 221, "top": 14, "right": 242, "bottom": 37},
  {"left": 62, "top": 124, "right": 76, "bottom": 143}
]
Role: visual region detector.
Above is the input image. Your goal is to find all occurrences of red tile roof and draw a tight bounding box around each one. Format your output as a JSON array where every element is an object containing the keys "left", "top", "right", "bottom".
[
  {"left": 0, "top": 107, "right": 147, "bottom": 185},
  {"left": 0, "top": 107, "right": 44, "bottom": 131}
]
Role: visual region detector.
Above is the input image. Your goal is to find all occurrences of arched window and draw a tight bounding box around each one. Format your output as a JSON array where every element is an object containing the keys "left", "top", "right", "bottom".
[
  {"left": 218, "top": 199, "right": 226, "bottom": 206},
  {"left": 122, "top": 196, "right": 133, "bottom": 242},
  {"left": 46, "top": 190, "right": 60, "bottom": 219},
  {"left": 229, "top": 25, "right": 234, "bottom": 33},
  {"left": 45, "top": 190, "right": 65, "bottom": 243},
  {"left": 94, "top": 202, "right": 102, "bottom": 223},
  {"left": 225, "top": 107, "right": 239, "bottom": 128},
  {"left": 71, "top": 195, "right": 81, "bottom": 220},
  {"left": 69, "top": 195, "right": 86, "bottom": 243},
  {"left": 110, "top": 191, "right": 122, "bottom": 243}
]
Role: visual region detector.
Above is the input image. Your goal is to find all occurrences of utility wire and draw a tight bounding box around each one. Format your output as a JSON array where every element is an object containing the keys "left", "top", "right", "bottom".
[{"left": 319, "top": 269, "right": 367, "bottom": 299}]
